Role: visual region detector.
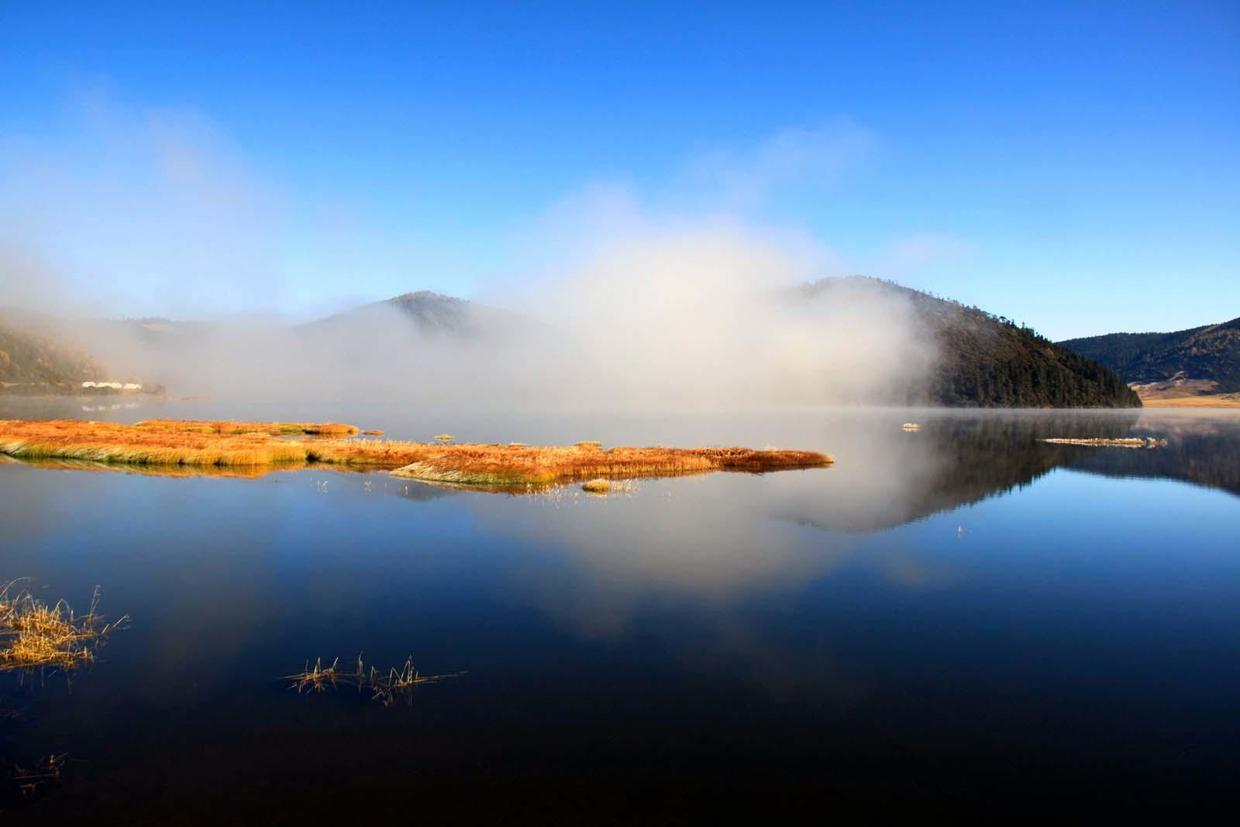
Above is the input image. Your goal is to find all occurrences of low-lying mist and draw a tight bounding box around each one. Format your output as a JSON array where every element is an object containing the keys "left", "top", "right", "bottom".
[{"left": 7, "top": 222, "right": 936, "bottom": 411}]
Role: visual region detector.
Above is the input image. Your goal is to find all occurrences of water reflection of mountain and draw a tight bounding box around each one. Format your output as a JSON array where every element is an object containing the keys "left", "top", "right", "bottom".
[
  {"left": 912, "top": 413, "right": 1237, "bottom": 518},
  {"left": 1057, "top": 414, "right": 1240, "bottom": 495},
  {"left": 784, "top": 411, "right": 1236, "bottom": 534}
]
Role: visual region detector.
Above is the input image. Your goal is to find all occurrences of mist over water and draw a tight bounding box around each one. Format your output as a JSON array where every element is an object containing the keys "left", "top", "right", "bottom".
[{"left": 4, "top": 223, "right": 935, "bottom": 412}]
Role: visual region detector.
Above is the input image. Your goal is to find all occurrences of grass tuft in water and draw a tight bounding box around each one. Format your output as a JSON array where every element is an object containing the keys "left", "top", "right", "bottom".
[
  {"left": 9, "top": 753, "right": 68, "bottom": 799},
  {"left": 285, "top": 654, "right": 464, "bottom": 707},
  {"left": 0, "top": 582, "right": 127, "bottom": 673}
]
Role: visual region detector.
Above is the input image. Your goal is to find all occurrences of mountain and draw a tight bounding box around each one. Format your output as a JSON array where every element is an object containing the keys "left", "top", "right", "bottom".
[
  {"left": 0, "top": 314, "right": 103, "bottom": 390},
  {"left": 1, "top": 281, "right": 1141, "bottom": 408},
  {"left": 314, "top": 281, "right": 1140, "bottom": 408},
  {"left": 801, "top": 277, "right": 1141, "bottom": 408},
  {"left": 303, "top": 290, "right": 528, "bottom": 339},
  {"left": 1059, "top": 318, "right": 1240, "bottom": 393}
]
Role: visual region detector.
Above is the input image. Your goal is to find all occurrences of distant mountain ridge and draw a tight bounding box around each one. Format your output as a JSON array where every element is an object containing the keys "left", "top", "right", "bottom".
[
  {"left": 1, "top": 281, "right": 1141, "bottom": 407},
  {"left": 803, "top": 277, "right": 1140, "bottom": 408},
  {"left": 303, "top": 290, "right": 528, "bottom": 339},
  {"left": 1059, "top": 318, "right": 1240, "bottom": 393}
]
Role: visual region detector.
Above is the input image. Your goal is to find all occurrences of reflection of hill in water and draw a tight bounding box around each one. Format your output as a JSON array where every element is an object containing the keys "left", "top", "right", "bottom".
[
  {"left": 1057, "top": 414, "right": 1240, "bottom": 495},
  {"left": 786, "top": 411, "right": 1236, "bottom": 534}
]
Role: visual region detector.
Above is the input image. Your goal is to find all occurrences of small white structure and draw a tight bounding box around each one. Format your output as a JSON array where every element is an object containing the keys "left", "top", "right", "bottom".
[
  {"left": 82, "top": 381, "right": 97, "bottom": 388},
  {"left": 123, "top": 383, "right": 142, "bottom": 391}
]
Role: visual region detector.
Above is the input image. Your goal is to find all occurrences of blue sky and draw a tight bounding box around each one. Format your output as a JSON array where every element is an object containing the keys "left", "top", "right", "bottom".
[{"left": 1, "top": 1, "right": 1237, "bottom": 338}]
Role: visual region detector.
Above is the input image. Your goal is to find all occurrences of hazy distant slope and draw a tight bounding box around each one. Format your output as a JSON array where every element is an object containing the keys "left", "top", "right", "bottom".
[
  {"left": 316, "top": 281, "right": 1139, "bottom": 408},
  {"left": 1059, "top": 318, "right": 1240, "bottom": 392},
  {"left": 0, "top": 315, "right": 102, "bottom": 387},
  {"left": 802, "top": 278, "right": 1141, "bottom": 407},
  {"left": 305, "top": 290, "right": 528, "bottom": 338}
]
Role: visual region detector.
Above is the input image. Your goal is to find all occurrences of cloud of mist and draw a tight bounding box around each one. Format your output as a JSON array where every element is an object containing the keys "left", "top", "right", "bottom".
[
  {"left": 46, "top": 218, "right": 935, "bottom": 411},
  {"left": 490, "top": 213, "right": 934, "bottom": 409}
]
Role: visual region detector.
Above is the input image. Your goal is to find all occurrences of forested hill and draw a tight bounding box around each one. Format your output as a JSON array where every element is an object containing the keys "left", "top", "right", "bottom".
[
  {"left": 0, "top": 315, "right": 102, "bottom": 388},
  {"left": 1059, "top": 318, "right": 1240, "bottom": 393},
  {"left": 803, "top": 278, "right": 1141, "bottom": 408}
]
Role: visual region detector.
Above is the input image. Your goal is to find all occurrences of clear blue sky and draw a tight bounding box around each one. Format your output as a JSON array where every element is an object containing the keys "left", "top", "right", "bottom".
[{"left": 1, "top": 1, "right": 1237, "bottom": 338}]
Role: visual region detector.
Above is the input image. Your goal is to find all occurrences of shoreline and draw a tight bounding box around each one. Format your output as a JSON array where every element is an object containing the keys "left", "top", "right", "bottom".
[{"left": 1138, "top": 395, "right": 1240, "bottom": 409}]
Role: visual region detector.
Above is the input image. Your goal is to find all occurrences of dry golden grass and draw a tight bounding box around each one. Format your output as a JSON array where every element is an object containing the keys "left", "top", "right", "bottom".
[
  {"left": 434, "top": 433, "right": 455, "bottom": 442},
  {"left": 135, "top": 419, "right": 359, "bottom": 435},
  {"left": 0, "top": 582, "right": 126, "bottom": 672},
  {"left": 388, "top": 442, "right": 833, "bottom": 487},
  {"left": 361, "top": 429, "right": 385, "bottom": 436},
  {"left": 1042, "top": 437, "right": 1167, "bottom": 448},
  {"left": 0, "top": 418, "right": 834, "bottom": 488},
  {"left": 1141, "top": 394, "right": 1240, "bottom": 408},
  {"left": 581, "top": 478, "right": 611, "bottom": 493},
  {"left": 286, "top": 654, "right": 463, "bottom": 707}
]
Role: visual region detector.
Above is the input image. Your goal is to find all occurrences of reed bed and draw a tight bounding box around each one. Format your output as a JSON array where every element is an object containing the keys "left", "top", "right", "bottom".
[
  {"left": 286, "top": 655, "right": 464, "bottom": 707},
  {"left": 135, "top": 419, "right": 358, "bottom": 436},
  {"left": 0, "top": 419, "right": 833, "bottom": 487},
  {"left": 0, "top": 582, "right": 127, "bottom": 673},
  {"left": 387, "top": 443, "right": 833, "bottom": 487},
  {"left": 1041, "top": 437, "right": 1167, "bottom": 448}
]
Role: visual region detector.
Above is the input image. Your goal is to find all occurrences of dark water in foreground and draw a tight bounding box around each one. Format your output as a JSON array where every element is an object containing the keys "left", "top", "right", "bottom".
[{"left": 1, "top": 401, "right": 1238, "bottom": 820}]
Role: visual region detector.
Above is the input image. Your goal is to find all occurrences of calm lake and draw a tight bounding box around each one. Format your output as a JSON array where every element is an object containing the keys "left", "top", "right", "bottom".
[{"left": 2, "top": 400, "right": 1238, "bottom": 820}]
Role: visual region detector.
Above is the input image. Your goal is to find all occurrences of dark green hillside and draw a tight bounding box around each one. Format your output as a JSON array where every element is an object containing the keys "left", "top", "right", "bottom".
[
  {"left": 803, "top": 278, "right": 1141, "bottom": 408},
  {"left": 1059, "top": 318, "right": 1240, "bottom": 392}
]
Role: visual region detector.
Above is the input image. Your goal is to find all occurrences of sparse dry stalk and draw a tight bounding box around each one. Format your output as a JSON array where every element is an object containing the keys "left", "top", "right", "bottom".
[{"left": 285, "top": 653, "right": 463, "bottom": 706}]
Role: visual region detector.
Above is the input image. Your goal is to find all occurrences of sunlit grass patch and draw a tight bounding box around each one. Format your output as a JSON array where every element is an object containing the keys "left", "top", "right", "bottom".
[
  {"left": 1041, "top": 437, "right": 1167, "bottom": 448},
  {"left": 0, "top": 582, "right": 127, "bottom": 673},
  {"left": 135, "top": 419, "right": 359, "bottom": 436},
  {"left": 0, "top": 419, "right": 833, "bottom": 487},
  {"left": 581, "top": 478, "right": 611, "bottom": 493}
]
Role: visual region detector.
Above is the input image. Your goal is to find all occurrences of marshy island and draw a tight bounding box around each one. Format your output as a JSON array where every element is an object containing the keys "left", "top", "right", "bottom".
[{"left": 0, "top": 419, "right": 833, "bottom": 489}]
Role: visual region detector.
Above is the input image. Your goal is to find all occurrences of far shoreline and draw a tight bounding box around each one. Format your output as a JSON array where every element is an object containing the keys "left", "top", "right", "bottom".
[{"left": 1139, "top": 395, "right": 1240, "bottom": 409}]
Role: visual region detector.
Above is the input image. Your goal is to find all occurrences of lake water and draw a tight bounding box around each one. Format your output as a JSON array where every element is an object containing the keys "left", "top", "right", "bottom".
[{"left": 1, "top": 400, "right": 1238, "bottom": 820}]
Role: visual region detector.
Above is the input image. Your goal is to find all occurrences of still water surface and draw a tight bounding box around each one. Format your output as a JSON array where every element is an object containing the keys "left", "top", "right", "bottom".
[{"left": 1, "top": 400, "right": 1238, "bottom": 819}]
